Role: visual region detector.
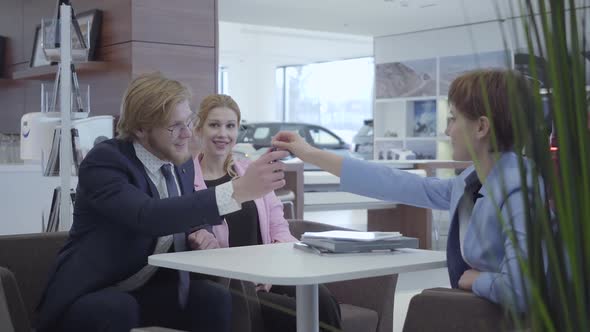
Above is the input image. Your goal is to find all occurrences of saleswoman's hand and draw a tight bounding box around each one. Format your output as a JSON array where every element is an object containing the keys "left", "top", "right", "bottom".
[
  {"left": 458, "top": 269, "right": 481, "bottom": 291},
  {"left": 272, "top": 131, "right": 315, "bottom": 162},
  {"left": 256, "top": 284, "right": 272, "bottom": 292}
]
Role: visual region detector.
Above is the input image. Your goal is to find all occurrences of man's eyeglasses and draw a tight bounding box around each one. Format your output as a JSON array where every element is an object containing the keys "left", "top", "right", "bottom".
[{"left": 166, "top": 118, "right": 196, "bottom": 137}]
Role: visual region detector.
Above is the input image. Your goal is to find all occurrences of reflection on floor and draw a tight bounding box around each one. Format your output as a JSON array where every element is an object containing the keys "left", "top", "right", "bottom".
[{"left": 303, "top": 209, "right": 450, "bottom": 332}]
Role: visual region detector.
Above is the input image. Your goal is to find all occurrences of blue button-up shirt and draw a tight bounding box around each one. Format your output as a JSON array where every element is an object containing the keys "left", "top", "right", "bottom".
[{"left": 341, "top": 152, "right": 538, "bottom": 311}]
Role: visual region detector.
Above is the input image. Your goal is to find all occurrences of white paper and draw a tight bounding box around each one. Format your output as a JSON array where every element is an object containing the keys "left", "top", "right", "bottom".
[{"left": 302, "top": 231, "right": 402, "bottom": 241}]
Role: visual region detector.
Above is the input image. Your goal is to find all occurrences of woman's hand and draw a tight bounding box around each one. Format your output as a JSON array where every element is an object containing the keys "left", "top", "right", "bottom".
[
  {"left": 272, "top": 131, "right": 315, "bottom": 162},
  {"left": 458, "top": 269, "right": 481, "bottom": 291},
  {"left": 188, "top": 229, "right": 220, "bottom": 250}
]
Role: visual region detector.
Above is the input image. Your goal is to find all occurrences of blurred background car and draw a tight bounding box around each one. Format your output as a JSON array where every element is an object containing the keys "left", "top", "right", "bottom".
[{"left": 233, "top": 122, "right": 360, "bottom": 169}]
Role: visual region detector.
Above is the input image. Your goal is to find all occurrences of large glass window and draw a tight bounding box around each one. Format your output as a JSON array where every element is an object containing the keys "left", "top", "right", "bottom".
[
  {"left": 277, "top": 57, "right": 374, "bottom": 145},
  {"left": 218, "top": 66, "right": 229, "bottom": 94}
]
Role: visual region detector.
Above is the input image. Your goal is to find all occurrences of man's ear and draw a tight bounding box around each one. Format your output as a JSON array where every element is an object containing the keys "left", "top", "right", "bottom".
[
  {"left": 476, "top": 116, "right": 491, "bottom": 140},
  {"left": 135, "top": 128, "right": 146, "bottom": 139}
]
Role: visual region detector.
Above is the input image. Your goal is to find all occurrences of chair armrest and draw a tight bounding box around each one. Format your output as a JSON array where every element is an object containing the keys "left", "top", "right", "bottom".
[
  {"left": 325, "top": 274, "right": 397, "bottom": 332},
  {"left": 402, "top": 288, "right": 513, "bottom": 332},
  {"left": 0, "top": 231, "right": 68, "bottom": 325},
  {"left": 0, "top": 267, "right": 31, "bottom": 332}
]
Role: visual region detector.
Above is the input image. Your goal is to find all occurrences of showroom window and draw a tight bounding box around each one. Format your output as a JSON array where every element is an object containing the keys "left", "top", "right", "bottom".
[
  {"left": 218, "top": 66, "right": 229, "bottom": 94},
  {"left": 276, "top": 57, "right": 374, "bottom": 144}
]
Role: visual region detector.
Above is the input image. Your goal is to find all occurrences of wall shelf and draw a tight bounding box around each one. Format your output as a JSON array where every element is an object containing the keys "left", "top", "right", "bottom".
[
  {"left": 11, "top": 61, "right": 109, "bottom": 80},
  {"left": 375, "top": 96, "right": 439, "bottom": 103}
]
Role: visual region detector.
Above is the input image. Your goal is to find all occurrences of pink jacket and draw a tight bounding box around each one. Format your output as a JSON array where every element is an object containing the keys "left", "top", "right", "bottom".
[{"left": 193, "top": 155, "right": 298, "bottom": 247}]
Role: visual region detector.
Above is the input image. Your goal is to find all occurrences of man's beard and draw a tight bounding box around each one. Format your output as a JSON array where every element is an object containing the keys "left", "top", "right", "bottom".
[{"left": 147, "top": 135, "right": 190, "bottom": 165}]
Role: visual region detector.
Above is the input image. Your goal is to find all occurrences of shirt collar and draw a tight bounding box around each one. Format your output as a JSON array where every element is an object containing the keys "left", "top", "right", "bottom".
[
  {"left": 472, "top": 151, "right": 519, "bottom": 197},
  {"left": 133, "top": 142, "right": 172, "bottom": 177}
]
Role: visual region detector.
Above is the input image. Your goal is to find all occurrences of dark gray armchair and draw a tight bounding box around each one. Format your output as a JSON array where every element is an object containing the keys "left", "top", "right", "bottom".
[
  {"left": 0, "top": 231, "right": 67, "bottom": 332},
  {"left": 402, "top": 287, "right": 516, "bottom": 332}
]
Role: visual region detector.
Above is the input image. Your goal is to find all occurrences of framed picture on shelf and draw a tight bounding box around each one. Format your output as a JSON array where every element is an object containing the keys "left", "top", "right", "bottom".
[
  {"left": 375, "top": 58, "right": 436, "bottom": 98},
  {"left": 29, "top": 9, "right": 102, "bottom": 67},
  {"left": 72, "top": 9, "right": 102, "bottom": 60},
  {"left": 412, "top": 100, "right": 437, "bottom": 137}
]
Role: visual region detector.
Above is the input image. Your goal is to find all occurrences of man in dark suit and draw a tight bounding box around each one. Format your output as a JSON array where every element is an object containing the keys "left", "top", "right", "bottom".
[{"left": 36, "top": 73, "right": 289, "bottom": 332}]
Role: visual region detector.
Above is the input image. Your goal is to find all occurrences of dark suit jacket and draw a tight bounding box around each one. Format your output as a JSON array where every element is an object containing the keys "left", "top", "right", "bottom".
[{"left": 36, "top": 139, "right": 222, "bottom": 329}]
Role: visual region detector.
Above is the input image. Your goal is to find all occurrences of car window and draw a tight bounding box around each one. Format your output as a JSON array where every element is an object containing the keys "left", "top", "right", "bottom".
[
  {"left": 253, "top": 127, "right": 270, "bottom": 140},
  {"left": 280, "top": 124, "right": 306, "bottom": 137},
  {"left": 310, "top": 127, "right": 340, "bottom": 146}
]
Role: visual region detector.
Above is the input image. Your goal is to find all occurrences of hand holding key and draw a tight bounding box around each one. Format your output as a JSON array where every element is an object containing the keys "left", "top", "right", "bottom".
[{"left": 231, "top": 149, "right": 289, "bottom": 204}]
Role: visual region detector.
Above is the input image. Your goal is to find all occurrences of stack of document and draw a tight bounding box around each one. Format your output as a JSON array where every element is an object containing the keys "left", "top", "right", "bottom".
[{"left": 299, "top": 231, "right": 417, "bottom": 254}]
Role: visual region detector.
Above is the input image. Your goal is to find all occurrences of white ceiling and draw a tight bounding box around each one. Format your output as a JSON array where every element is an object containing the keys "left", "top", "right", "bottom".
[{"left": 218, "top": 0, "right": 521, "bottom": 37}]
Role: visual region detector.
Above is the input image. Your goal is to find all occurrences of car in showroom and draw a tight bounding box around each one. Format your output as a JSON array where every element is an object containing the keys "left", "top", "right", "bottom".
[{"left": 234, "top": 122, "right": 358, "bottom": 169}]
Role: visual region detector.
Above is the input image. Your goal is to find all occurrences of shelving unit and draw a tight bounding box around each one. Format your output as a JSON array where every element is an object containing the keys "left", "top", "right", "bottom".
[
  {"left": 373, "top": 96, "right": 451, "bottom": 160},
  {"left": 11, "top": 61, "right": 109, "bottom": 80}
]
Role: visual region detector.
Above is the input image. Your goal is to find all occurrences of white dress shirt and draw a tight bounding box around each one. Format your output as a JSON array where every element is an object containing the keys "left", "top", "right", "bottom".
[{"left": 133, "top": 142, "right": 241, "bottom": 215}]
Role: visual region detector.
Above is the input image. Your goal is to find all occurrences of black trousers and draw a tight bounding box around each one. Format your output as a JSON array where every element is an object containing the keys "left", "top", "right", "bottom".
[
  {"left": 257, "top": 284, "right": 342, "bottom": 332},
  {"left": 50, "top": 269, "right": 232, "bottom": 332}
]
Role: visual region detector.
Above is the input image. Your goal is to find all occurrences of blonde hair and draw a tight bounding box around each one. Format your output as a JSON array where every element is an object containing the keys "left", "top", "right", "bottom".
[
  {"left": 196, "top": 94, "right": 241, "bottom": 178},
  {"left": 117, "top": 72, "right": 192, "bottom": 141}
]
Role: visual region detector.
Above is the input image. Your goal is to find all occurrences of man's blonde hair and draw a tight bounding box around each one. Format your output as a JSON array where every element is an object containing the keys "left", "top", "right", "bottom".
[{"left": 117, "top": 72, "right": 192, "bottom": 141}]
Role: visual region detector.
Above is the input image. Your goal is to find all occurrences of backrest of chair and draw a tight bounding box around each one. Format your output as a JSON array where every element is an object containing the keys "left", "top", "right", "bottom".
[{"left": 0, "top": 232, "right": 68, "bottom": 325}]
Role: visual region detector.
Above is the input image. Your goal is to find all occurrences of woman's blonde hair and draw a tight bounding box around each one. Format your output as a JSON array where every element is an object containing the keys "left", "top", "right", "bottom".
[
  {"left": 196, "top": 94, "right": 241, "bottom": 177},
  {"left": 117, "top": 72, "right": 192, "bottom": 141}
]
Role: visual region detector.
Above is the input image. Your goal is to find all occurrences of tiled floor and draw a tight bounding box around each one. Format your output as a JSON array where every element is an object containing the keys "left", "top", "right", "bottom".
[{"left": 303, "top": 209, "right": 450, "bottom": 332}]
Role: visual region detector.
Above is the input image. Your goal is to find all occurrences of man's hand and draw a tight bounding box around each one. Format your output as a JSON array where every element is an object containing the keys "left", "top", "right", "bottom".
[
  {"left": 458, "top": 269, "right": 481, "bottom": 291},
  {"left": 188, "top": 229, "right": 220, "bottom": 250},
  {"left": 232, "top": 149, "right": 289, "bottom": 204},
  {"left": 271, "top": 131, "right": 315, "bottom": 162}
]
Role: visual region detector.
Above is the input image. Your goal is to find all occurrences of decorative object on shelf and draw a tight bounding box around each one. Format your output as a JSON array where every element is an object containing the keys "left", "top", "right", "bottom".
[
  {"left": 383, "top": 130, "right": 398, "bottom": 137},
  {"left": 406, "top": 139, "right": 436, "bottom": 160},
  {"left": 412, "top": 100, "right": 437, "bottom": 137},
  {"left": 0, "top": 35, "right": 5, "bottom": 77},
  {"left": 30, "top": 24, "right": 54, "bottom": 67},
  {"left": 31, "top": 6, "right": 102, "bottom": 67},
  {"left": 375, "top": 58, "right": 436, "bottom": 98}
]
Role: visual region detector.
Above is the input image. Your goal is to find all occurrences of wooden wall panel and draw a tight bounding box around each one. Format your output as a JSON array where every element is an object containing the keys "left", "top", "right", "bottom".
[
  {"left": 0, "top": 0, "right": 217, "bottom": 133},
  {"left": 132, "top": 0, "right": 215, "bottom": 47},
  {"left": 74, "top": 0, "right": 133, "bottom": 47},
  {"left": 0, "top": 80, "right": 26, "bottom": 133},
  {"left": 0, "top": 0, "right": 25, "bottom": 66},
  {"left": 87, "top": 43, "right": 132, "bottom": 117},
  {"left": 131, "top": 42, "right": 216, "bottom": 106}
]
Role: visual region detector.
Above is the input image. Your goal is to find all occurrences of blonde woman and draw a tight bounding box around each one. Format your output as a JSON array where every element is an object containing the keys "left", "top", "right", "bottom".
[{"left": 189, "top": 94, "right": 342, "bottom": 332}]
